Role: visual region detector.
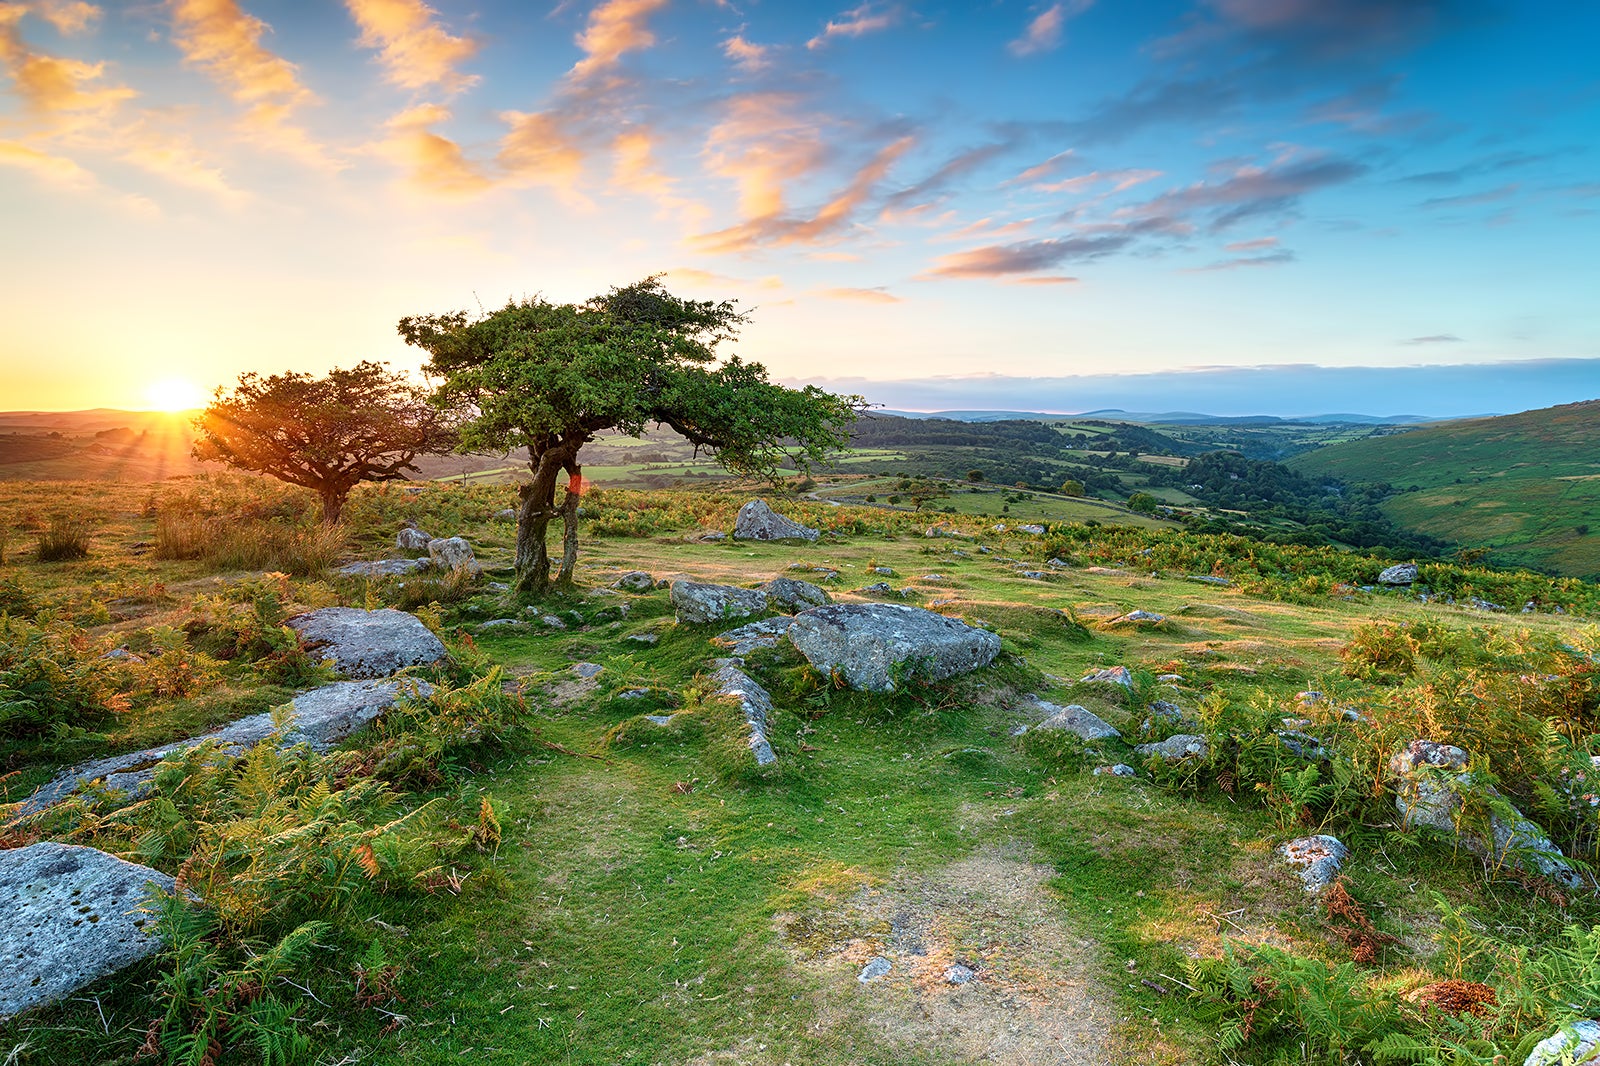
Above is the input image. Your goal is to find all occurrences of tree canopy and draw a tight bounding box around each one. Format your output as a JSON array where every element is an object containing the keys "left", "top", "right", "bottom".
[
  {"left": 192, "top": 362, "right": 456, "bottom": 524},
  {"left": 400, "top": 277, "right": 860, "bottom": 592}
]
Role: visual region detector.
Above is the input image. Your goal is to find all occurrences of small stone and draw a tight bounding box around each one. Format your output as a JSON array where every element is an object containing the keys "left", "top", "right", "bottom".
[
  {"left": 396, "top": 526, "right": 432, "bottom": 551},
  {"left": 426, "top": 536, "right": 477, "bottom": 573},
  {"left": 539, "top": 615, "right": 567, "bottom": 629},
  {"left": 1186, "top": 574, "right": 1231, "bottom": 586},
  {"left": 858, "top": 956, "right": 892, "bottom": 982},
  {"left": 645, "top": 715, "right": 674, "bottom": 725},
  {"left": 571, "top": 662, "right": 604, "bottom": 679},
  {"left": 477, "top": 618, "right": 523, "bottom": 630},
  {"left": 1157, "top": 674, "right": 1184, "bottom": 683},
  {"left": 1018, "top": 571, "right": 1048, "bottom": 580},
  {"left": 614, "top": 571, "right": 655, "bottom": 591},
  {"left": 618, "top": 688, "right": 651, "bottom": 700},
  {"left": 1093, "top": 763, "right": 1138, "bottom": 777},
  {"left": 761, "top": 577, "right": 831, "bottom": 612},
  {"left": 494, "top": 508, "right": 517, "bottom": 522},
  {"left": 943, "top": 963, "right": 976, "bottom": 985},
  {"left": 1134, "top": 734, "right": 1208, "bottom": 760},
  {"left": 1081, "top": 666, "right": 1134, "bottom": 689},
  {"left": 1115, "top": 610, "right": 1165, "bottom": 624},
  {"left": 1279, "top": 835, "right": 1348, "bottom": 893},
  {"left": 1034, "top": 701, "right": 1120, "bottom": 741},
  {"left": 626, "top": 633, "right": 659, "bottom": 645},
  {"left": 1016, "top": 524, "right": 1045, "bottom": 535}
]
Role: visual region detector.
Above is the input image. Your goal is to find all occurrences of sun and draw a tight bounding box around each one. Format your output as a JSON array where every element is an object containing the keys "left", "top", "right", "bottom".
[{"left": 144, "top": 378, "right": 207, "bottom": 412}]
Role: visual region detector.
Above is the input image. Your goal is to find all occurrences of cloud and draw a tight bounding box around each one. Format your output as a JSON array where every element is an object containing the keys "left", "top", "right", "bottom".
[
  {"left": 721, "top": 34, "right": 770, "bottom": 73},
  {"left": 610, "top": 127, "right": 708, "bottom": 226},
  {"left": 0, "top": 136, "right": 94, "bottom": 185},
  {"left": 881, "top": 141, "right": 1016, "bottom": 217},
  {"left": 1008, "top": 1, "right": 1091, "bottom": 57},
  {"left": 569, "top": 0, "right": 669, "bottom": 81},
  {"left": 698, "top": 92, "right": 829, "bottom": 221},
  {"left": 922, "top": 234, "right": 1132, "bottom": 279},
  {"left": 807, "top": 3, "right": 899, "bottom": 50},
  {"left": 1010, "top": 275, "right": 1078, "bottom": 285},
  {"left": 33, "top": 1, "right": 99, "bottom": 34},
  {"left": 1420, "top": 183, "right": 1518, "bottom": 209},
  {"left": 1124, "top": 154, "right": 1365, "bottom": 231},
  {"left": 344, "top": 0, "right": 477, "bottom": 94},
  {"left": 1008, "top": 150, "right": 1074, "bottom": 185},
  {"left": 695, "top": 133, "right": 915, "bottom": 252},
  {"left": 496, "top": 108, "right": 589, "bottom": 202},
  {"left": 1186, "top": 249, "right": 1296, "bottom": 271},
  {"left": 1401, "top": 334, "right": 1463, "bottom": 345},
  {"left": 667, "top": 267, "right": 783, "bottom": 290},
  {"left": 0, "top": 9, "right": 136, "bottom": 122},
  {"left": 1033, "top": 167, "right": 1161, "bottom": 195},
  {"left": 381, "top": 103, "right": 490, "bottom": 196},
  {"left": 818, "top": 286, "right": 901, "bottom": 303},
  {"left": 1401, "top": 150, "right": 1564, "bottom": 186},
  {"left": 1223, "top": 236, "right": 1278, "bottom": 251}
]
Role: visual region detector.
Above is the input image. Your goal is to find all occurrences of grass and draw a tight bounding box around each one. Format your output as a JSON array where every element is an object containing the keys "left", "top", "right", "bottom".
[{"left": 2, "top": 475, "right": 1599, "bottom": 1064}]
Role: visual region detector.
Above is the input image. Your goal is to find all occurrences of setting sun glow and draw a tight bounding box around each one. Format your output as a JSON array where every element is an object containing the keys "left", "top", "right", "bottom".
[{"left": 144, "top": 378, "right": 207, "bottom": 412}]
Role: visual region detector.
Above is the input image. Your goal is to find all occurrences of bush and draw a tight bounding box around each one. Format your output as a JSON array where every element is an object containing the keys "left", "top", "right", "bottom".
[
  {"left": 35, "top": 515, "right": 92, "bottom": 561},
  {"left": 155, "top": 511, "right": 345, "bottom": 576}
]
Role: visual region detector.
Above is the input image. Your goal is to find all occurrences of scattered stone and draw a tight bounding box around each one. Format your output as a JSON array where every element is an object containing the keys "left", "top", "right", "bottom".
[
  {"left": 1468, "top": 596, "right": 1506, "bottom": 612},
  {"left": 1278, "top": 730, "right": 1328, "bottom": 760},
  {"left": 571, "top": 662, "right": 604, "bottom": 680},
  {"left": 733, "top": 499, "right": 819, "bottom": 541},
  {"left": 1018, "top": 571, "right": 1048, "bottom": 580},
  {"left": 943, "top": 962, "right": 976, "bottom": 985},
  {"left": 1016, "top": 524, "right": 1045, "bottom": 535},
  {"left": 710, "top": 665, "right": 777, "bottom": 766},
  {"left": 494, "top": 508, "right": 517, "bottom": 522},
  {"left": 1134, "top": 734, "right": 1209, "bottom": 760},
  {"left": 670, "top": 581, "right": 768, "bottom": 625},
  {"left": 645, "top": 714, "right": 674, "bottom": 725},
  {"left": 1378, "top": 562, "right": 1419, "bottom": 586},
  {"left": 618, "top": 688, "right": 651, "bottom": 700},
  {"left": 857, "top": 956, "right": 892, "bottom": 982},
  {"left": 626, "top": 633, "right": 659, "bottom": 645},
  {"left": 976, "top": 546, "right": 993, "bottom": 555},
  {"left": 1297, "top": 690, "right": 1325, "bottom": 706},
  {"left": 919, "top": 574, "right": 948, "bottom": 583},
  {"left": 856, "top": 581, "right": 896, "bottom": 595},
  {"left": 871, "top": 566, "right": 895, "bottom": 576},
  {"left": 539, "top": 614, "right": 567, "bottom": 629},
  {"left": 396, "top": 526, "right": 431, "bottom": 552},
  {"left": 1157, "top": 674, "right": 1184, "bottom": 683},
  {"left": 1033, "top": 701, "right": 1120, "bottom": 741},
  {"left": 336, "top": 558, "right": 430, "bottom": 578},
  {"left": 761, "top": 577, "right": 831, "bottom": 612},
  {"left": 476, "top": 618, "right": 524, "bottom": 631},
  {"left": 1186, "top": 574, "right": 1231, "bottom": 586},
  {"left": 1047, "top": 558, "right": 1070, "bottom": 568},
  {"left": 614, "top": 571, "right": 655, "bottom": 591},
  {"left": 0, "top": 844, "right": 177, "bottom": 1019},
  {"left": 1081, "top": 666, "right": 1134, "bottom": 689},
  {"left": 1093, "top": 764, "right": 1138, "bottom": 778},
  {"left": 924, "top": 522, "right": 972, "bottom": 539},
  {"left": 101, "top": 647, "right": 143, "bottom": 663},
  {"left": 1112, "top": 610, "right": 1164, "bottom": 625},
  {"left": 1523, "top": 1020, "right": 1600, "bottom": 1066},
  {"left": 991, "top": 523, "right": 1007, "bottom": 533},
  {"left": 285, "top": 607, "right": 448, "bottom": 679},
  {"left": 426, "top": 536, "right": 477, "bottom": 573},
  {"left": 787, "top": 603, "right": 1001, "bottom": 693},
  {"left": 1084, "top": 566, "right": 1125, "bottom": 575},
  {"left": 713, "top": 617, "right": 797, "bottom": 658},
  {"left": 1279, "top": 835, "right": 1348, "bottom": 893},
  {"left": 690, "top": 530, "right": 727, "bottom": 542}
]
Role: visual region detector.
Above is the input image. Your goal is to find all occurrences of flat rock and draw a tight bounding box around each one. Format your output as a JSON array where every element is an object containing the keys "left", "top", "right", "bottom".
[
  {"left": 713, "top": 617, "right": 796, "bottom": 658},
  {"left": 710, "top": 665, "right": 777, "bottom": 765},
  {"left": 1113, "top": 610, "right": 1165, "bottom": 624},
  {"left": 1186, "top": 575, "right": 1231, "bottom": 586},
  {"left": 18, "top": 680, "right": 432, "bottom": 817},
  {"left": 1378, "top": 563, "right": 1419, "bottom": 586},
  {"left": 787, "top": 603, "right": 1001, "bottom": 693},
  {"left": 1134, "top": 734, "right": 1209, "bottom": 760},
  {"left": 733, "top": 499, "right": 819, "bottom": 541},
  {"left": 396, "top": 527, "right": 431, "bottom": 551},
  {"left": 858, "top": 956, "right": 892, "bottom": 982},
  {"left": 1081, "top": 666, "right": 1134, "bottom": 689},
  {"left": 670, "top": 581, "right": 768, "bottom": 625},
  {"left": 286, "top": 607, "right": 448, "bottom": 679},
  {"left": 1093, "top": 764, "right": 1138, "bottom": 777},
  {"left": 943, "top": 962, "right": 976, "bottom": 985},
  {"left": 1279, "top": 835, "right": 1348, "bottom": 893},
  {"left": 336, "top": 558, "right": 430, "bottom": 578},
  {"left": 626, "top": 633, "right": 659, "bottom": 645},
  {"left": 1525, "top": 1021, "right": 1600, "bottom": 1066},
  {"left": 1032, "top": 700, "right": 1120, "bottom": 741},
  {"left": 614, "top": 571, "right": 655, "bottom": 591},
  {"left": 0, "top": 843, "right": 176, "bottom": 1019},
  {"left": 427, "top": 536, "right": 477, "bottom": 573},
  {"left": 1016, "top": 524, "right": 1045, "bottom": 535},
  {"left": 761, "top": 577, "right": 831, "bottom": 612}
]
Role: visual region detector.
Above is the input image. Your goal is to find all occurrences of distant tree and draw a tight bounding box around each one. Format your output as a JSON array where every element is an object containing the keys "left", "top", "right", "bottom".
[
  {"left": 193, "top": 362, "right": 456, "bottom": 524},
  {"left": 400, "top": 277, "right": 859, "bottom": 594},
  {"left": 1126, "top": 492, "right": 1158, "bottom": 514},
  {"left": 1059, "top": 479, "right": 1084, "bottom": 497},
  {"left": 966, "top": 469, "right": 984, "bottom": 482}
]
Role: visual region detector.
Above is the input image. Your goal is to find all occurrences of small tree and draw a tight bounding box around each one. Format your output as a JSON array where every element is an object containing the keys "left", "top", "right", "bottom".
[
  {"left": 1126, "top": 491, "right": 1158, "bottom": 514},
  {"left": 1059, "top": 479, "right": 1084, "bottom": 497},
  {"left": 400, "top": 278, "right": 860, "bottom": 594},
  {"left": 193, "top": 362, "right": 456, "bottom": 524}
]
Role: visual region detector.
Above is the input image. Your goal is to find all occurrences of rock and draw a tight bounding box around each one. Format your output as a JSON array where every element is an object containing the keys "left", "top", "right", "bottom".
[
  {"left": 691, "top": 530, "right": 727, "bottom": 542},
  {"left": 1134, "top": 734, "right": 1208, "bottom": 760},
  {"left": 495, "top": 508, "right": 517, "bottom": 522},
  {"left": 991, "top": 523, "right": 1007, "bottom": 533},
  {"left": 1047, "top": 558, "right": 1069, "bottom": 568},
  {"left": 645, "top": 714, "right": 674, "bottom": 725},
  {"left": 1278, "top": 730, "right": 1328, "bottom": 760},
  {"left": 427, "top": 536, "right": 477, "bottom": 573},
  {"left": 871, "top": 566, "right": 895, "bottom": 576},
  {"left": 1084, "top": 566, "right": 1125, "bottom": 575},
  {"left": 614, "top": 571, "right": 655, "bottom": 591},
  {"left": 1018, "top": 571, "right": 1048, "bottom": 580},
  {"left": 1157, "top": 674, "right": 1185, "bottom": 683},
  {"left": 538, "top": 614, "right": 567, "bottom": 629},
  {"left": 1016, "top": 524, "right": 1045, "bottom": 535},
  {"left": 1279, "top": 835, "right": 1348, "bottom": 893},
  {"left": 396, "top": 526, "right": 431, "bottom": 552},
  {"left": 618, "top": 688, "right": 651, "bottom": 700},
  {"left": 787, "top": 603, "right": 1001, "bottom": 693},
  {"left": 18, "top": 679, "right": 432, "bottom": 816},
  {"left": 1081, "top": 666, "right": 1134, "bottom": 689},
  {"left": 626, "top": 633, "right": 658, "bottom": 645},
  {"left": 943, "top": 962, "right": 976, "bottom": 985},
  {"left": 1378, "top": 562, "right": 1419, "bottom": 586},
  {"left": 286, "top": 607, "right": 448, "bottom": 679},
  {"left": 1524, "top": 1021, "right": 1600, "bottom": 1066},
  {"left": 571, "top": 662, "right": 604, "bottom": 680},
  {"left": 732, "top": 499, "right": 819, "bottom": 542},
  {"left": 477, "top": 618, "right": 524, "bottom": 630},
  {"left": 670, "top": 581, "right": 768, "bottom": 625},
  {"left": 924, "top": 522, "right": 971, "bottom": 539},
  {"left": 857, "top": 956, "right": 892, "bottom": 982},
  {"left": 710, "top": 665, "right": 777, "bottom": 766},
  {"left": 1186, "top": 575, "right": 1231, "bottom": 587},
  {"left": 713, "top": 617, "right": 796, "bottom": 658},
  {"left": 101, "top": 647, "right": 143, "bottom": 663},
  {"left": 0, "top": 844, "right": 177, "bottom": 1019},
  {"left": 919, "top": 574, "right": 948, "bottom": 583},
  {"left": 1033, "top": 701, "right": 1120, "bottom": 741},
  {"left": 856, "top": 582, "right": 895, "bottom": 595},
  {"left": 1093, "top": 764, "right": 1138, "bottom": 777},
  {"left": 1114, "top": 610, "right": 1165, "bottom": 624},
  {"left": 760, "top": 577, "right": 831, "bottom": 612},
  {"left": 1389, "top": 739, "right": 1585, "bottom": 889},
  {"left": 336, "top": 558, "right": 431, "bottom": 578}
]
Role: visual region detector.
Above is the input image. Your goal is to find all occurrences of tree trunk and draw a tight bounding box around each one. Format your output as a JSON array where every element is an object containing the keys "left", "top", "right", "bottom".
[
  {"left": 556, "top": 464, "right": 583, "bottom": 587},
  {"left": 320, "top": 489, "right": 344, "bottom": 525},
  {"left": 514, "top": 466, "right": 560, "bottom": 595}
]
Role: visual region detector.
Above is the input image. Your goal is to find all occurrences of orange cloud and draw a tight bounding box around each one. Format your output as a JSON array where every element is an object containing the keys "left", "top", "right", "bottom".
[
  {"left": 0, "top": 136, "right": 93, "bottom": 184},
  {"left": 569, "top": 0, "right": 668, "bottom": 81},
  {"left": 818, "top": 286, "right": 901, "bottom": 303},
  {"left": 497, "top": 108, "right": 589, "bottom": 203},
  {"left": 666, "top": 267, "right": 783, "bottom": 290},
  {"left": 1008, "top": 1, "right": 1089, "bottom": 57},
  {"left": 381, "top": 103, "right": 489, "bottom": 196},
  {"left": 1033, "top": 167, "right": 1162, "bottom": 193},
  {"left": 722, "top": 34, "right": 769, "bottom": 72},
  {"left": 701, "top": 93, "right": 829, "bottom": 220},
  {"left": 345, "top": 0, "right": 477, "bottom": 94},
  {"left": 33, "top": 0, "right": 99, "bottom": 34},
  {"left": 610, "top": 127, "right": 708, "bottom": 226},
  {"left": 0, "top": 8, "right": 135, "bottom": 122},
  {"left": 807, "top": 3, "right": 898, "bottom": 50}
]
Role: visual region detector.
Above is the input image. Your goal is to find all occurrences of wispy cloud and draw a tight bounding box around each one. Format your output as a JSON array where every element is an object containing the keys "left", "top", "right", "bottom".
[
  {"left": 569, "top": 0, "right": 669, "bottom": 81},
  {"left": 1032, "top": 167, "right": 1161, "bottom": 195},
  {"left": 721, "top": 34, "right": 770, "bottom": 73},
  {"left": 667, "top": 267, "right": 783, "bottom": 290},
  {"left": 1008, "top": 1, "right": 1090, "bottom": 57},
  {"left": 807, "top": 3, "right": 899, "bottom": 50},
  {"left": 1401, "top": 333, "right": 1463, "bottom": 345},
  {"left": 1186, "top": 249, "right": 1296, "bottom": 271},
  {"left": 344, "top": 0, "right": 477, "bottom": 94},
  {"left": 1223, "top": 236, "right": 1279, "bottom": 252},
  {"left": 1124, "top": 154, "right": 1365, "bottom": 231},
  {"left": 882, "top": 141, "right": 1016, "bottom": 218},
  {"left": 1420, "top": 184, "right": 1518, "bottom": 209},
  {"left": 379, "top": 104, "right": 490, "bottom": 196},
  {"left": 818, "top": 286, "right": 901, "bottom": 303},
  {"left": 922, "top": 234, "right": 1131, "bottom": 279},
  {"left": 610, "top": 127, "right": 708, "bottom": 226},
  {"left": 497, "top": 108, "right": 590, "bottom": 202}
]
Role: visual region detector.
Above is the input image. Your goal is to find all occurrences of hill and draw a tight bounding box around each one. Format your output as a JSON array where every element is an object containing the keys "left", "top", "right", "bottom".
[{"left": 1288, "top": 399, "right": 1600, "bottom": 578}]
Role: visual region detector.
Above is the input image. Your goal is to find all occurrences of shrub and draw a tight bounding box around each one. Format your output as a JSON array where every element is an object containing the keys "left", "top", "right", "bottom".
[{"left": 35, "top": 515, "right": 92, "bottom": 561}]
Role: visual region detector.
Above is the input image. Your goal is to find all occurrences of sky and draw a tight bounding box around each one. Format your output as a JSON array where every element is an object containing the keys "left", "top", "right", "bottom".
[{"left": 1, "top": 0, "right": 1597, "bottom": 416}]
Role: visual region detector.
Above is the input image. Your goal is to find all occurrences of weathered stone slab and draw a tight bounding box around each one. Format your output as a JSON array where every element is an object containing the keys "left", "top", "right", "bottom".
[
  {"left": 713, "top": 617, "right": 796, "bottom": 658},
  {"left": 427, "top": 536, "right": 477, "bottom": 573},
  {"left": 1134, "top": 734, "right": 1209, "bottom": 760},
  {"left": 336, "top": 558, "right": 431, "bottom": 578},
  {"left": 1, "top": 843, "right": 176, "bottom": 1019},
  {"left": 396, "top": 527, "right": 431, "bottom": 551},
  {"left": 286, "top": 607, "right": 448, "bottom": 679},
  {"left": 710, "top": 665, "right": 777, "bottom": 765},
  {"left": 670, "top": 581, "right": 768, "bottom": 625},
  {"left": 614, "top": 571, "right": 655, "bottom": 591},
  {"left": 787, "top": 603, "right": 1000, "bottom": 693},
  {"left": 733, "top": 499, "right": 819, "bottom": 541},
  {"left": 760, "top": 577, "right": 831, "bottom": 612},
  {"left": 1279, "top": 835, "right": 1348, "bottom": 893},
  {"left": 1032, "top": 700, "right": 1120, "bottom": 741},
  {"left": 1378, "top": 563, "right": 1419, "bottom": 586},
  {"left": 1081, "top": 666, "right": 1134, "bottom": 689}
]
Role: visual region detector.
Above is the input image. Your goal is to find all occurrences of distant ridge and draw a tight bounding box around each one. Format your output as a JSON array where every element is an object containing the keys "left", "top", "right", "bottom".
[{"left": 873, "top": 408, "right": 1464, "bottom": 425}]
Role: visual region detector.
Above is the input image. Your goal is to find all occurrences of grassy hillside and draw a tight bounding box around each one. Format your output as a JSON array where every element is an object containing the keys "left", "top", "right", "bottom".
[
  {"left": 3, "top": 476, "right": 1600, "bottom": 1064},
  {"left": 1289, "top": 400, "right": 1600, "bottom": 577}
]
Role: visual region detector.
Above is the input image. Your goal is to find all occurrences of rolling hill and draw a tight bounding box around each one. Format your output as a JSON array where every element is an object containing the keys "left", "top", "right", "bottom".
[{"left": 1288, "top": 399, "right": 1600, "bottom": 578}]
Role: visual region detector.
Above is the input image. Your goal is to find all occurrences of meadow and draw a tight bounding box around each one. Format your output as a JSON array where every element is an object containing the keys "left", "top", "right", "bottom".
[{"left": 2, "top": 473, "right": 1600, "bottom": 1064}]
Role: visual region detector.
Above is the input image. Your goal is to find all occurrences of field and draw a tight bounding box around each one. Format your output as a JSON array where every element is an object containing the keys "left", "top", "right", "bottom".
[{"left": 4, "top": 474, "right": 1600, "bottom": 1064}]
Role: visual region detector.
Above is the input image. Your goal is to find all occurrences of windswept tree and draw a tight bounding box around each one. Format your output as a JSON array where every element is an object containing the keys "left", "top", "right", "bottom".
[
  {"left": 193, "top": 362, "right": 457, "bottom": 524},
  {"left": 400, "top": 277, "right": 860, "bottom": 594}
]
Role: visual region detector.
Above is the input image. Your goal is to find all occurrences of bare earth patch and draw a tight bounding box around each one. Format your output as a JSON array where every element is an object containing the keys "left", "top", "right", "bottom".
[{"left": 777, "top": 843, "right": 1121, "bottom": 1065}]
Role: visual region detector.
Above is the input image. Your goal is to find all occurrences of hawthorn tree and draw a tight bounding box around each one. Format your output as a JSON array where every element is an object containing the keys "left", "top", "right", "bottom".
[
  {"left": 193, "top": 362, "right": 457, "bottom": 524},
  {"left": 400, "top": 277, "right": 860, "bottom": 594}
]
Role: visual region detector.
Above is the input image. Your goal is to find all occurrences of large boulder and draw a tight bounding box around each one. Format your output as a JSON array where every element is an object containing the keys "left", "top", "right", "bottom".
[
  {"left": 427, "top": 536, "right": 478, "bottom": 573},
  {"left": 710, "top": 665, "right": 777, "bottom": 766},
  {"left": 1388, "top": 739, "right": 1585, "bottom": 889},
  {"left": 786, "top": 603, "right": 1001, "bottom": 692},
  {"left": 761, "top": 577, "right": 831, "bottom": 612},
  {"left": 732, "top": 499, "right": 819, "bottom": 542},
  {"left": 396, "top": 526, "right": 432, "bottom": 552},
  {"left": 670, "top": 581, "right": 768, "bottom": 625},
  {"left": 1378, "top": 563, "right": 1419, "bottom": 586},
  {"left": 286, "top": 607, "right": 448, "bottom": 679},
  {"left": 1, "top": 844, "right": 176, "bottom": 1019},
  {"left": 17, "top": 680, "right": 433, "bottom": 817}
]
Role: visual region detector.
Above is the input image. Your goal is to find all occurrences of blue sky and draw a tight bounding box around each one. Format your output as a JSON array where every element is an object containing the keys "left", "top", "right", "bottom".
[{"left": 0, "top": 0, "right": 1596, "bottom": 413}]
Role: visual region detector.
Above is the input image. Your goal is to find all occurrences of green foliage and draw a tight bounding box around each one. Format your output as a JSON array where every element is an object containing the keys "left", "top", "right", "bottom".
[
  {"left": 1125, "top": 491, "right": 1158, "bottom": 514},
  {"left": 34, "top": 514, "right": 92, "bottom": 561},
  {"left": 0, "top": 614, "right": 119, "bottom": 745}
]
